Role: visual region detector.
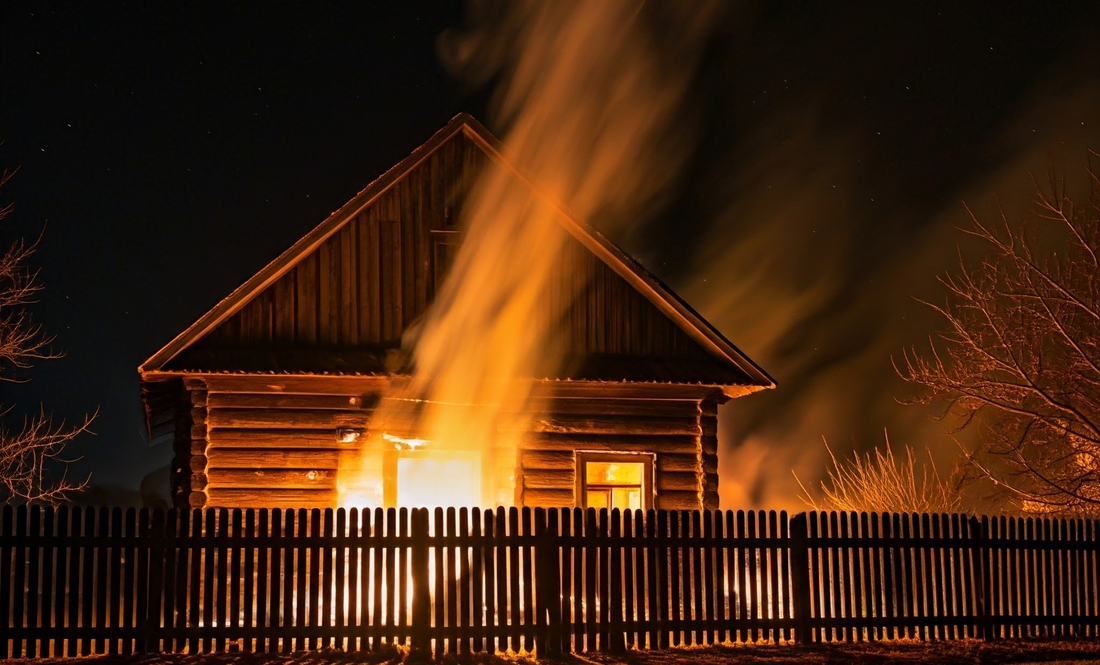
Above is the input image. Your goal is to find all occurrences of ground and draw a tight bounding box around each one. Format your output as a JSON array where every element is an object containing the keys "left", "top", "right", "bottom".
[{"left": 4, "top": 640, "right": 1100, "bottom": 665}]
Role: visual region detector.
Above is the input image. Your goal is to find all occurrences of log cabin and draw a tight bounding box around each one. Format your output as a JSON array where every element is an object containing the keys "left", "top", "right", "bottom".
[{"left": 139, "top": 114, "right": 774, "bottom": 511}]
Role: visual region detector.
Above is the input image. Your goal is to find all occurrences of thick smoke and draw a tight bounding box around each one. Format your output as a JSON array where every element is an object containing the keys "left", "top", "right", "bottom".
[{"left": 685, "top": 76, "right": 1100, "bottom": 511}]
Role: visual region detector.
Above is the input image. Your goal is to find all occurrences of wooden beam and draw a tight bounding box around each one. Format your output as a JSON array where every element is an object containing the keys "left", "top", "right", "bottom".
[
  {"left": 207, "top": 448, "right": 340, "bottom": 469},
  {"left": 519, "top": 450, "right": 575, "bottom": 471},
  {"left": 524, "top": 398, "right": 701, "bottom": 418},
  {"left": 142, "top": 372, "right": 392, "bottom": 395},
  {"left": 525, "top": 415, "right": 701, "bottom": 437},
  {"left": 207, "top": 408, "right": 369, "bottom": 430},
  {"left": 655, "top": 453, "right": 703, "bottom": 473},
  {"left": 522, "top": 434, "right": 699, "bottom": 454},
  {"left": 521, "top": 488, "right": 574, "bottom": 508},
  {"left": 206, "top": 468, "right": 337, "bottom": 489},
  {"left": 521, "top": 468, "right": 575, "bottom": 490},
  {"left": 657, "top": 490, "right": 701, "bottom": 511},
  {"left": 531, "top": 382, "right": 725, "bottom": 401},
  {"left": 655, "top": 471, "right": 701, "bottom": 492},
  {"left": 206, "top": 393, "right": 375, "bottom": 410},
  {"left": 205, "top": 487, "right": 337, "bottom": 508},
  {"left": 207, "top": 428, "right": 349, "bottom": 449}
]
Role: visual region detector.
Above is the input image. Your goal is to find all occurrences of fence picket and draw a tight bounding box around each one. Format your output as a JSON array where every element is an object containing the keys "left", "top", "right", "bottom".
[
  {"left": 3, "top": 505, "right": 1100, "bottom": 657},
  {"left": 333, "top": 508, "right": 345, "bottom": 651}
]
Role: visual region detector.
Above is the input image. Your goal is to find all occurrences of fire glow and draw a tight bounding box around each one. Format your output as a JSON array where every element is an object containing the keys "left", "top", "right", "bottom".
[{"left": 337, "top": 0, "right": 718, "bottom": 512}]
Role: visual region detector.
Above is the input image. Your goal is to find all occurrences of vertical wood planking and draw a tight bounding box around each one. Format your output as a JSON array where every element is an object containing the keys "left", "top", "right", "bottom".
[
  {"left": 334, "top": 509, "right": 346, "bottom": 650},
  {"left": 245, "top": 509, "right": 258, "bottom": 652},
  {"left": 280, "top": 509, "right": 295, "bottom": 653},
  {"left": 372, "top": 507, "right": 385, "bottom": 651},
  {"left": 139, "top": 509, "right": 156, "bottom": 654},
  {"left": 399, "top": 508, "right": 409, "bottom": 646},
  {"left": 306, "top": 509, "right": 320, "bottom": 649},
  {"left": 495, "top": 508, "right": 509, "bottom": 652},
  {"left": 446, "top": 507, "right": 458, "bottom": 654},
  {"left": 471, "top": 507, "right": 485, "bottom": 655},
  {"left": 14, "top": 506, "right": 28, "bottom": 658},
  {"left": 583, "top": 508, "right": 597, "bottom": 651},
  {"left": 483, "top": 509, "right": 496, "bottom": 655},
  {"left": 52, "top": 508, "right": 69, "bottom": 658},
  {"left": 228, "top": 509, "right": 242, "bottom": 651},
  {"left": 458, "top": 508, "right": 471, "bottom": 655},
  {"left": 522, "top": 507, "right": 534, "bottom": 652},
  {"left": 348, "top": 508, "right": 362, "bottom": 652},
  {"left": 432, "top": 508, "right": 444, "bottom": 656},
  {"left": 508, "top": 507, "right": 522, "bottom": 653},
  {"left": 0, "top": 506, "right": 10, "bottom": 658}
]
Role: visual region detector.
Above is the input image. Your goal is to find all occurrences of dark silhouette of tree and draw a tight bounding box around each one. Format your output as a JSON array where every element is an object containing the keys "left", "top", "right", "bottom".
[
  {"left": 0, "top": 166, "right": 92, "bottom": 503},
  {"left": 901, "top": 151, "right": 1100, "bottom": 517}
]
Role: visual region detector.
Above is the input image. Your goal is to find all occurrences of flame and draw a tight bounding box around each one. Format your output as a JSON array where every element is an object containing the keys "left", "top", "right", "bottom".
[{"left": 340, "top": 1, "right": 720, "bottom": 510}]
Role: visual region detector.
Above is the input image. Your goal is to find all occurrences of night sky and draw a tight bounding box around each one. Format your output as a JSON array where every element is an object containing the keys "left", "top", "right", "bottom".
[{"left": 4, "top": 2, "right": 1100, "bottom": 507}]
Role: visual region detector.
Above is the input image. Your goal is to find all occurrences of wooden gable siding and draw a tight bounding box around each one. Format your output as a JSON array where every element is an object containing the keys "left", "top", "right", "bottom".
[
  {"left": 165, "top": 130, "right": 727, "bottom": 381},
  {"left": 554, "top": 234, "right": 715, "bottom": 362},
  {"left": 166, "top": 131, "right": 487, "bottom": 369}
]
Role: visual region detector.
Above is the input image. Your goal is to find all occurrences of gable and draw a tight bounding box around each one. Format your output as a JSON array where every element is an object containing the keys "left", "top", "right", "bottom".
[
  {"left": 165, "top": 129, "right": 486, "bottom": 373},
  {"left": 146, "top": 114, "right": 773, "bottom": 390}
]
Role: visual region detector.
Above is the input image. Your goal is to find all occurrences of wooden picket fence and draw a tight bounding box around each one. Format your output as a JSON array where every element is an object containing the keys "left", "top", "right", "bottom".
[{"left": 1, "top": 505, "right": 1098, "bottom": 658}]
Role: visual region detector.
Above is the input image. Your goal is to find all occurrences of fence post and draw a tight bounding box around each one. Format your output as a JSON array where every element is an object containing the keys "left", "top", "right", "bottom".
[
  {"left": 789, "top": 512, "right": 812, "bottom": 644},
  {"left": 410, "top": 508, "right": 431, "bottom": 657},
  {"left": 970, "top": 515, "right": 993, "bottom": 641},
  {"left": 534, "top": 508, "right": 562, "bottom": 656},
  {"left": 607, "top": 509, "right": 625, "bottom": 653}
]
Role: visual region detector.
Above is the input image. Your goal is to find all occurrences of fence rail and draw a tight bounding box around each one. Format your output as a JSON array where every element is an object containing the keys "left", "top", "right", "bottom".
[{"left": 1, "top": 505, "right": 1098, "bottom": 657}]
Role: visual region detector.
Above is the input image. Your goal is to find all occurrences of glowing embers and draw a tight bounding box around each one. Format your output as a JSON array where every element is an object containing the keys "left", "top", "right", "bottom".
[{"left": 579, "top": 454, "right": 653, "bottom": 511}]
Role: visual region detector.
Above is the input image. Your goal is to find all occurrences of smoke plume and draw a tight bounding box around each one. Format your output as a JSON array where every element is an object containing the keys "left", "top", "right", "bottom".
[{"left": 348, "top": 1, "right": 723, "bottom": 507}]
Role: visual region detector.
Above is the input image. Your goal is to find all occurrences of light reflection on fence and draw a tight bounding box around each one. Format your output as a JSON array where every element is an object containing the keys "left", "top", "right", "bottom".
[{"left": 0, "top": 506, "right": 1097, "bottom": 658}]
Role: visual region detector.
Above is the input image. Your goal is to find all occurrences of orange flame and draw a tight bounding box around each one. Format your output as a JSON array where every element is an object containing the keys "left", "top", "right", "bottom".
[{"left": 340, "top": 1, "right": 720, "bottom": 510}]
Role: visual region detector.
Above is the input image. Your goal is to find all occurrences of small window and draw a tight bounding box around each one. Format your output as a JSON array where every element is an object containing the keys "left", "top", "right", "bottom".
[{"left": 577, "top": 452, "right": 653, "bottom": 511}]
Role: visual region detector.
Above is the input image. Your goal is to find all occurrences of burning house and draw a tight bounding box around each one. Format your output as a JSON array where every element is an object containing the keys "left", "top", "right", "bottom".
[{"left": 139, "top": 114, "right": 774, "bottom": 512}]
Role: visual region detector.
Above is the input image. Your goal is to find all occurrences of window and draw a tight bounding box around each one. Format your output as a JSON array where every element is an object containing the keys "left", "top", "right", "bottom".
[
  {"left": 576, "top": 452, "right": 654, "bottom": 511},
  {"left": 383, "top": 449, "right": 482, "bottom": 508}
]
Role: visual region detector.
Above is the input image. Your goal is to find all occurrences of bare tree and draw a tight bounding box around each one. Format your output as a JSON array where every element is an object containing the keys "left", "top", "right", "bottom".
[
  {"left": 900, "top": 151, "right": 1100, "bottom": 517},
  {"left": 0, "top": 166, "right": 92, "bottom": 503}
]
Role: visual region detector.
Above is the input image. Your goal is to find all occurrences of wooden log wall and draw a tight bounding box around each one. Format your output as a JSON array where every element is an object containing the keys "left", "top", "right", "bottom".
[
  {"left": 520, "top": 397, "right": 712, "bottom": 511},
  {"left": 172, "top": 381, "right": 211, "bottom": 510},
  {"left": 199, "top": 386, "right": 373, "bottom": 509},
  {"left": 176, "top": 379, "right": 717, "bottom": 511}
]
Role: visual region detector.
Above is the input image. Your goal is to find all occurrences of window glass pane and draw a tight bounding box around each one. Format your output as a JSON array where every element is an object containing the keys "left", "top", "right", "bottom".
[
  {"left": 586, "top": 461, "right": 643, "bottom": 486},
  {"left": 587, "top": 490, "right": 610, "bottom": 510},
  {"left": 611, "top": 488, "right": 641, "bottom": 511}
]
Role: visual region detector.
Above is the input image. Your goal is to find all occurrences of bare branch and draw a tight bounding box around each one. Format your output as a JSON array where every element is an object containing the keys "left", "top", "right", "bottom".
[{"left": 900, "top": 154, "right": 1100, "bottom": 517}]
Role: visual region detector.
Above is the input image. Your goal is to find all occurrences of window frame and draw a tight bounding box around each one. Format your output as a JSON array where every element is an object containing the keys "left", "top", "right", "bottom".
[{"left": 575, "top": 451, "right": 655, "bottom": 511}]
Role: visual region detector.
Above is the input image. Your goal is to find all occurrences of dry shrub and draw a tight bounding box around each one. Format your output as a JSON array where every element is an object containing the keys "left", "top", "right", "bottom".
[{"left": 796, "top": 433, "right": 963, "bottom": 514}]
